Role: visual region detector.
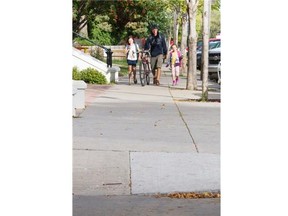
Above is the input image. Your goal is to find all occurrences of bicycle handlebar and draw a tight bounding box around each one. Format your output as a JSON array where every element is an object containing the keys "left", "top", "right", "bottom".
[{"left": 137, "top": 50, "right": 150, "bottom": 55}]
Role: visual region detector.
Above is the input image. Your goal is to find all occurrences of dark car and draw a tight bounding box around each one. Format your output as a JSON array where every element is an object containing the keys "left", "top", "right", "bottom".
[{"left": 197, "top": 38, "right": 221, "bottom": 69}]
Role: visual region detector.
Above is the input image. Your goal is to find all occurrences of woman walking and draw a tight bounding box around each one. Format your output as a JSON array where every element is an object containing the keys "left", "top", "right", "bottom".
[{"left": 125, "top": 37, "right": 140, "bottom": 85}]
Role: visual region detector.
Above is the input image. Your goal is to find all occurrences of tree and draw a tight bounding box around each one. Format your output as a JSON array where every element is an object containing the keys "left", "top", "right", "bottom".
[
  {"left": 186, "top": 0, "right": 199, "bottom": 90},
  {"left": 72, "top": 0, "right": 89, "bottom": 34},
  {"left": 73, "top": 0, "right": 172, "bottom": 45},
  {"left": 167, "top": 0, "right": 188, "bottom": 76},
  {"left": 72, "top": 0, "right": 220, "bottom": 51},
  {"left": 90, "top": 15, "right": 113, "bottom": 45},
  {"left": 196, "top": 0, "right": 221, "bottom": 38},
  {"left": 73, "top": 0, "right": 111, "bottom": 35}
]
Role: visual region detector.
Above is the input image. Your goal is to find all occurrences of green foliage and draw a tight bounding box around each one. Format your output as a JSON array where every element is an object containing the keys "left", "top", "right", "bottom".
[
  {"left": 72, "top": 66, "right": 82, "bottom": 80},
  {"left": 72, "top": 67, "right": 108, "bottom": 84},
  {"left": 73, "top": 0, "right": 111, "bottom": 35},
  {"left": 90, "top": 15, "right": 113, "bottom": 45},
  {"left": 112, "top": 59, "right": 129, "bottom": 77},
  {"left": 210, "top": 10, "right": 221, "bottom": 38},
  {"left": 74, "top": 38, "right": 94, "bottom": 46},
  {"left": 196, "top": 0, "right": 221, "bottom": 39},
  {"left": 124, "top": 22, "right": 148, "bottom": 39},
  {"left": 81, "top": 68, "right": 108, "bottom": 84},
  {"left": 90, "top": 47, "right": 105, "bottom": 61},
  {"left": 94, "top": 15, "right": 112, "bottom": 32},
  {"left": 73, "top": 0, "right": 221, "bottom": 45},
  {"left": 73, "top": 0, "right": 173, "bottom": 44},
  {"left": 91, "top": 28, "right": 112, "bottom": 45}
]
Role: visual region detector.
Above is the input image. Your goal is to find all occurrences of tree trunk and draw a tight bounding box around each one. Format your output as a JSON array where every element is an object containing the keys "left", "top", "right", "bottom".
[
  {"left": 173, "top": 9, "right": 180, "bottom": 47},
  {"left": 201, "top": 0, "right": 211, "bottom": 101},
  {"left": 180, "top": 13, "right": 188, "bottom": 76},
  {"left": 186, "top": 0, "right": 199, "bottom": 90}
]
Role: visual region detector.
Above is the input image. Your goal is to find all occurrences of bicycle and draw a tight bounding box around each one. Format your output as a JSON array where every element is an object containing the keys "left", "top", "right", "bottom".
[{"left": 138, "top": 50, "right": 152, "bottom": 86}]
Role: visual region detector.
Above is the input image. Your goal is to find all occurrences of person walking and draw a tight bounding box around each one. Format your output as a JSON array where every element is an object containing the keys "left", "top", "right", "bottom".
[
  {"left": 144, "top": 24, "right": 167, "bottom": 86},
  {"left": 166, "top": 44, "right": 182, "bottom": 86},
  {"left": 125, "top": 36, "right": 140, "bottom": 85}
]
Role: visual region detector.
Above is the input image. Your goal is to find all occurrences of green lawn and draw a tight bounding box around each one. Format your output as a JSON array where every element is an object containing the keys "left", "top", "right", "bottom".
[{"left": 113, "top": 59, "right": 128, "bottom": 76}]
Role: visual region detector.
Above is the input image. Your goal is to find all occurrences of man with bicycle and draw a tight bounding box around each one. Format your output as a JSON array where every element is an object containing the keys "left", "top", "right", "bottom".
[{"left": 144, "top": 24, "right": 167, "bottom": 86}]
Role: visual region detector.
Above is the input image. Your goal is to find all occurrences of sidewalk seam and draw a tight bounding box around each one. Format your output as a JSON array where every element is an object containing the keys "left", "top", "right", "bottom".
[{"left": 128, "top": 151, "right": 132, "bottom": 195}]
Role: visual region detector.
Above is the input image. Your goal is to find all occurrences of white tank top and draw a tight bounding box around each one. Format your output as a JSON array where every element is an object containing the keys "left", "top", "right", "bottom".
[{"left": 126, "top": 44, "right": 138, "bottom": 61}]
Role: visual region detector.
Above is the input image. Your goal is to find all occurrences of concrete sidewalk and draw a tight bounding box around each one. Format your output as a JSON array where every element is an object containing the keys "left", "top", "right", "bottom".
[{"left": 73, "top": 67, "right": 221, "bottom": 215}]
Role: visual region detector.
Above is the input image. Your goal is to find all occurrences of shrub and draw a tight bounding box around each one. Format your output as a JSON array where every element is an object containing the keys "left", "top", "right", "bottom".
[
  {"left": 72, "top": 66, "right": 82, "bottom": 80},
  {"left": 80, "top": 67, "right": 108, "bottom": 84}
]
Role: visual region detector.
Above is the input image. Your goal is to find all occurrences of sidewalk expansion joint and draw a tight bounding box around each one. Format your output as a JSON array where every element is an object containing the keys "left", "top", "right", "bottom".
[{"left": 128, "top": 151, "right": 132, "bottom": 195}]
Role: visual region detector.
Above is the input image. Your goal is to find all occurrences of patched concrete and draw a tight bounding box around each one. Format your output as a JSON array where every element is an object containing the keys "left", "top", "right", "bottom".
[{"left": 130, "top": 152, "right": 220, "bottom": 194}]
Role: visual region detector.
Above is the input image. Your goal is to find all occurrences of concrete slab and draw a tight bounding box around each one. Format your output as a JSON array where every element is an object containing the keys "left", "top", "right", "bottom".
[
  {"left": 174, "top": 102, "right": 220, "bottom": 154},
  {"left": 130, "top": 152, "right": 220, "bottom": 194},
  {"left": 73, "top": 108, "right": 196, "bottom": 152},
  {"left": 73, "top": 150, "right": 130, "bottom": 196},
  {"left": 73, "top": 85, "right": 198, "bottom": 153}
]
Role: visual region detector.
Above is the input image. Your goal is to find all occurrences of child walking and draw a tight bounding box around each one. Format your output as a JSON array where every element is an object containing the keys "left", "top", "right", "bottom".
[{"left": 167, "top": 44, "right": 182, "bottom": 86}]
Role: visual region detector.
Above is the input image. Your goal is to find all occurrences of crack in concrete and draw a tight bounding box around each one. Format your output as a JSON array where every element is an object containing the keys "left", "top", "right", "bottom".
[{"left": 168, "top": 87, "right": 199, "bottom": 153}]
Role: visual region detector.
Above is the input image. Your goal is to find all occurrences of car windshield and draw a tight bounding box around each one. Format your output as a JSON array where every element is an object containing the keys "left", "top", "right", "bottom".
[{"left": 209, "top": 41, "right": 221, "bottom": 49}]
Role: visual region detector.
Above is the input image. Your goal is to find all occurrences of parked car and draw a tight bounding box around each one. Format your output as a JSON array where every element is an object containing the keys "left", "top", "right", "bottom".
[
  {"left": 197, "top": 38, "right": 221, "bottom": 69},
  {"left": 197, "top": 38, "right": 220, "bottom": 51},
  {"left": 208, "top": 47, "right": 221, "bottom": 82}
]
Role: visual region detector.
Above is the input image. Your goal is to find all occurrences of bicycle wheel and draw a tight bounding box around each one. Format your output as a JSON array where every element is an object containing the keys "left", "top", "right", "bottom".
[
  {"left": 146, "top": 72, "right": 150, "bottom": 85},
  {"left": 139, "top": 61, "right": 146, "bottom": 86},
  {"left": 146, "top": 63, "right": 151, "bottom": 85}
]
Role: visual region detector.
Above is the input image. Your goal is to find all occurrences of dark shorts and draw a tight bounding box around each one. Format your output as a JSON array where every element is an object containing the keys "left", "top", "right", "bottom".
[{"left": 127, "top": 60, "right": 137, "bottom": 66}]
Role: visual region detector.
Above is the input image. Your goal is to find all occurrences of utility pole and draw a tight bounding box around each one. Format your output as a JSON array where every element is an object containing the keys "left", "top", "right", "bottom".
[
  {"left": 180, "top": 13, "right": 188, "bottom": 76},
  {"left": 201, "top": 0, "right": 211, "bottom": 101}
]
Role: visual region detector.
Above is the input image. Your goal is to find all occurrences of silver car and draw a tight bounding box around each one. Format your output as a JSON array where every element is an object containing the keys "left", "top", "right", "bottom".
[{"left": 208, "top": 47, "right": 221, "bottom": 83}]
